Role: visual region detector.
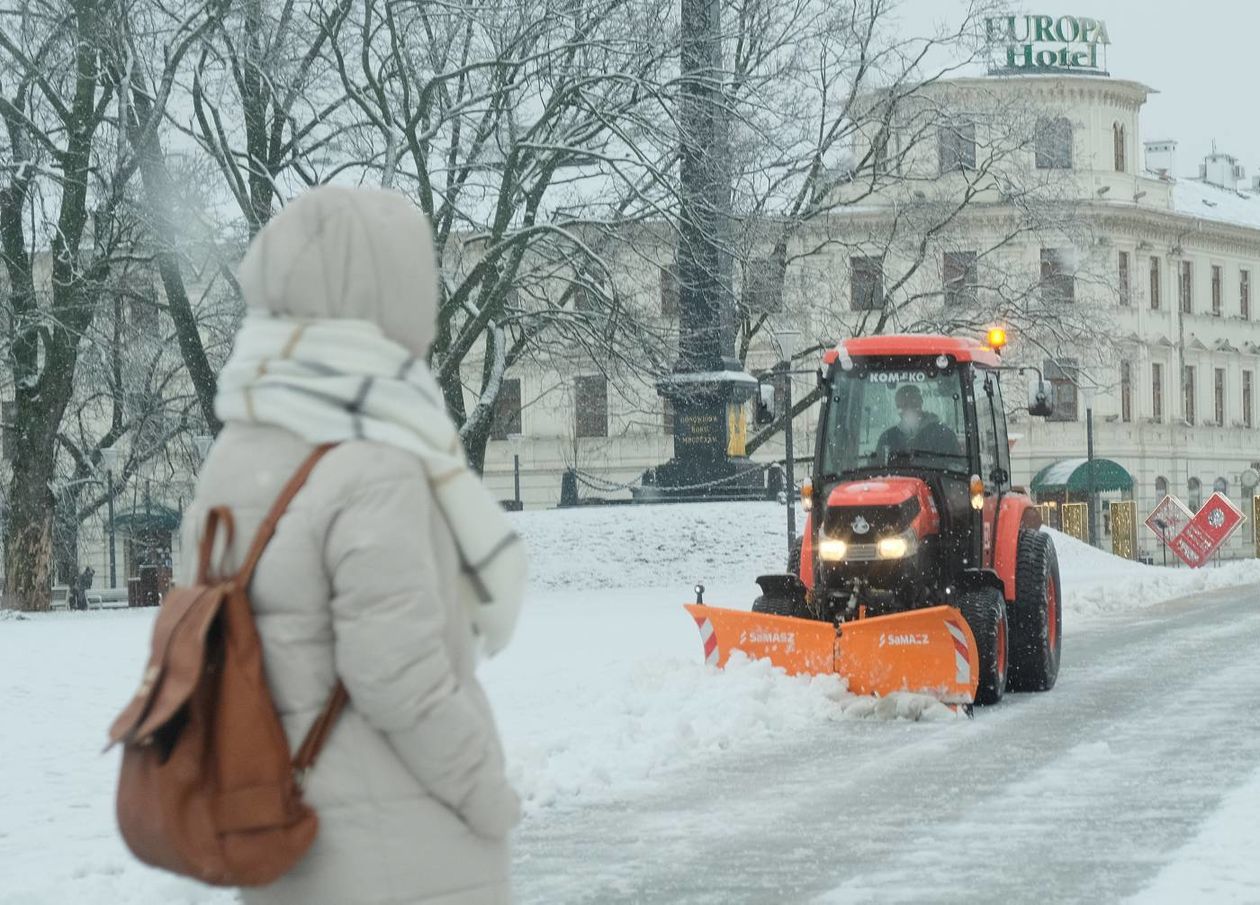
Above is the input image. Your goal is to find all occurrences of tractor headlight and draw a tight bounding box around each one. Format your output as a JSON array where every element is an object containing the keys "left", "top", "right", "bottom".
[
  {"left": 877, "top": 537, "right": 909, "bottom": 559},
  {"left": 876, "top": 531, "right": 919, "bottom": 560},
  {"left": 818, "top": 538, "right": 848, "bottom": 561}
]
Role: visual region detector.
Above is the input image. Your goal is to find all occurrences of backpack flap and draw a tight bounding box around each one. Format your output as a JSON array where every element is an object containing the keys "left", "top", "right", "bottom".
[{"left": 107, "top": 583, "right": 230, "bottom": 749}]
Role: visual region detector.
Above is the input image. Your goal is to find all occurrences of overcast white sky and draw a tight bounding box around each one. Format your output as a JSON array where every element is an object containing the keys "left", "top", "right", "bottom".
[{"left": 905, "top": 0, "right": 1257, "bottom": 179}]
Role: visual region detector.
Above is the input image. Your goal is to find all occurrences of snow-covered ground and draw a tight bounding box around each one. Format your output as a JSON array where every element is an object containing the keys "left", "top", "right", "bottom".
[{"left": 2, "top": 500, "right": 1259, "bottom": 904}]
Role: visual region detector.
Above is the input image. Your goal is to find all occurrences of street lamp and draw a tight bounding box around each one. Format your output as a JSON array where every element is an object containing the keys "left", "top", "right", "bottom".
[
  {"left": 507, "top": 433, "right": 523, "bottom": 511},
  {"left": 99, "top": 447, "right": 120, "bottom": 589},
  {"left": 1082, "top": 387, "right": 1099, "bottom": 547},
  {"left": 773, "top": 329, "right": 800, "bottom": 556}
]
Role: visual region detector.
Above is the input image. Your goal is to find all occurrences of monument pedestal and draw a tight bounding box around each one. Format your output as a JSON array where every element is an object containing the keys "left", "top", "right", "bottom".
[{"left": 634, "top": 371, "right": 767, "bottom": 503}]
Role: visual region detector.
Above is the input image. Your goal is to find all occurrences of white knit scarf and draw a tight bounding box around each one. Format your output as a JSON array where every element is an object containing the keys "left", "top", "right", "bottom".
[{"left": 215, "top": 313, "right": 525, "bottom": 657}]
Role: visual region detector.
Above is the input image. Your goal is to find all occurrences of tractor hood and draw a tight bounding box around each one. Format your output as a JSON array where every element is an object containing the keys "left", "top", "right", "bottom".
[
  {"left": 823, "top": 477, "right": 940, "bottom": 541},
  {"left": 826, "top": 477, "right": 922, "bottom": 509}
]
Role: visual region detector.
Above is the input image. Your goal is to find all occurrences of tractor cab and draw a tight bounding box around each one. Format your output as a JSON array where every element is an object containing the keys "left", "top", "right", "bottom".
[{"left": 803, "top": 335, "right": 1020, "bottom": 621}]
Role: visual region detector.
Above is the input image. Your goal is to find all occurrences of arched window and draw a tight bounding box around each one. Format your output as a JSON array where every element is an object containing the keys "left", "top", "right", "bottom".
[
  {"left": 1114, "top": 123, "right": 1126, "bottom": 173},
  {"left": 1214, "top": 477, "right": 1228, "bottom": 496},
  {"left": 1188, "top": 476, "right": 1202, "bottom": 510},
  {"left": 1035, "top": 117, "right": 1073, "bottom": 169},
  {"left": 1155, "top": 476, "right": 1168, "bottom": 498}
]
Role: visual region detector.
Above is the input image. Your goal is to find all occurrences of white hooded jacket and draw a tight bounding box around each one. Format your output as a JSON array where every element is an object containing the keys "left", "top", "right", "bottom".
[{"left": 180, "top": 186, "right": 520, "bottom": 905}]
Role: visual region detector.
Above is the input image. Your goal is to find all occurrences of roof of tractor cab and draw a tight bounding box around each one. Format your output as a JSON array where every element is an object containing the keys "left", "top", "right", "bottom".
[{"left": 822, "top": 335, "right": 1002, "bottom": 368}]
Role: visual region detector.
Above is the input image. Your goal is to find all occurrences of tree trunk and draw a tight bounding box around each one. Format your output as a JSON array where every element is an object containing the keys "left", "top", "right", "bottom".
[
  {"left": 4, "top": 458, "right": 56, "bottom": 612},
  {"left": 128, "top": 81, "right": 223, "bottom": 434}
]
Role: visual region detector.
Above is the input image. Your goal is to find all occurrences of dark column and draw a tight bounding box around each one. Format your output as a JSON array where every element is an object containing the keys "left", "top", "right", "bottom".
[{"left": 636, "top": 0, "right": 760, "bottom": 502}]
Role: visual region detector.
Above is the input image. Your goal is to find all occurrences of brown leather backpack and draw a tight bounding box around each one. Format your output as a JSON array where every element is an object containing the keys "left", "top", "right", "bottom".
[{"left": 107, "top": 446, "right": 347, "bottom": 887}]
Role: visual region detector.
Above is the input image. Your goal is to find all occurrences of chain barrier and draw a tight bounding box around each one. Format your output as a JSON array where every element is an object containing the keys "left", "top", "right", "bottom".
[{"left": 573, "top": 460, "right": 785, "bottom": 496}]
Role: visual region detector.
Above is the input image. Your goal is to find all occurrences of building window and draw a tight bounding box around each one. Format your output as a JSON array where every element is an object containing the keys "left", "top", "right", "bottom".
[
  {"left": 1183, "top": 365, "right": 1196, "bottom": 425},
  {"left": 1152, "top": 362, "right": 1164, "bottom": 423},
  {"left": 490, "top": 378, "right": 523, "bottom": 441},
  {"left": 575, "top": 375, "right": 608, "bottom": 438},
  {"left": 1113, "top": 123, "right": 1126, "bottom": 173},
  {"left": 1244, "top": 370, "right": 1254, "bottom": 429},
  {"left": 660, "top": 265, "right": 679, "bottom": 317},
  {"left": 1118, "top": 251, "right": 1130, "bottom": 306},
  {"left": 1150, "top": 256, "right": 1161, "bottom": 310},
  {"left": 1045, "top": 358, "right": 1078, "bottom": 422},
  {"left": 850, "top": 256, "right": 885, "bottom": 311},
  {"left": 1243, "top": 270, "right": 1251, "bottom": 320},
  {"left": 1155, "top": 475, "right": 1168, "bottom": 499},
  {"left": 943, "top": 251, "right": 978, "bottom": 306},
  {"left": 1120, "top": 361, "right": 1132, "bottom": 423},
  {"left": 1188, "top": 477, "right": 1202, "bottom": 511},
  {"left": 937, "top": 119, "right": 976, "bottom": 174},
  {"left": 1212, "top": 265, "right": 1222, "bottom": 316},
  {"left": 1179, "top": 261, "right": 1193, "bottom": 314},
  {"left": 1214, "top": 368, "right": 1225, "bottom": 426},
  {"left": 1040, "top": 248, "right": 1075, "bottom": 304},
  {"left": 1034, "top": 117, "right": 1072, "bottom": 169}
]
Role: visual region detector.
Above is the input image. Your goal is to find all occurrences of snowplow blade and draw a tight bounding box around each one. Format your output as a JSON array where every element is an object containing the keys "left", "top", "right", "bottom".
[{"left": 684, "top": 604, "right": 979, "bottom": 704}]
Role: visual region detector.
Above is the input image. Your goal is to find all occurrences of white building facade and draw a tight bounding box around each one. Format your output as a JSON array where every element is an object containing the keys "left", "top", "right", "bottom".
[{"left": 479, "top": 65, "right": 1260, "bottom": 561}]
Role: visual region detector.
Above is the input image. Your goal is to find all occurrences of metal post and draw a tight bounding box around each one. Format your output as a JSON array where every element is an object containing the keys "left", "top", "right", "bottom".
[
  {"left": 783, "top": 361, "right": 796, "bottom": 553},
  {"left": 106, "top": 470, "right": 116, "bottom": 589},
  {"left": 1086, "top": 403, "right": 1098, "bottom": 546},
  {"left": 513, "top": 453, "right": 521, "bottom": 509}
]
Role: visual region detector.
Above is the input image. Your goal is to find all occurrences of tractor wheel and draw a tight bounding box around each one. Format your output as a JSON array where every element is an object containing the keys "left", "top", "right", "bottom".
[
  {"left": 957, "top": 586, "right": 1008, "bottom": 706},
  {"left": 752, "top": 594, "right": 797, "bottom": 617},
  {"left": 1008, "top": 530, "right": 1062, "bottom": 692}
]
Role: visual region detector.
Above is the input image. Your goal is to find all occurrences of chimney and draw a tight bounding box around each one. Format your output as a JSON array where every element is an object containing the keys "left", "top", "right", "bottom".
[
  {"left": 1144, "top": 140, "right": 1177, "bottom": 180},
  {"left": 1201, "top": 146, "right": 1243, "bottom": 190}
]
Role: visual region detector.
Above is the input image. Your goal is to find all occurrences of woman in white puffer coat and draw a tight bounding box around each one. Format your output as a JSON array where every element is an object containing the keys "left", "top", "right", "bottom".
[{"left": 180, "top": 185, "right": 525, "bottom": 905}]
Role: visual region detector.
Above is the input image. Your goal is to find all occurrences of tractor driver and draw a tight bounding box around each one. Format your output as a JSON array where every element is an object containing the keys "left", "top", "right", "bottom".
[{"left": 875, "top": 384, "right": 962, "bottom": 463}]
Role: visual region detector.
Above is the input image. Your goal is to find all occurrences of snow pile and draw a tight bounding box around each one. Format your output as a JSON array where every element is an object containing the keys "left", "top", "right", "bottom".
[
  {"left": 1048, "top": 528, "right": 1260, "bottom": 623},
  {"left": 510, "top": 501, "right": 792, "bottom": 592},
  {"left": 503, "top": 651, "right": 957, "bottom": 813}
]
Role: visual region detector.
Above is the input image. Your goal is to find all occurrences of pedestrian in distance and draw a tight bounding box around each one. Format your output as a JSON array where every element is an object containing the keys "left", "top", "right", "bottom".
[{"left": 181, "top": 185, "right": 527, "bottom": 905}]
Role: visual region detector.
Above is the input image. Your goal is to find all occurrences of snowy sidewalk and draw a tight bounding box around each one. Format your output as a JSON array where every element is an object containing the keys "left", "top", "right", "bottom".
[{"left": 2, "top": 501, "right": 1260, "bottom": 904}]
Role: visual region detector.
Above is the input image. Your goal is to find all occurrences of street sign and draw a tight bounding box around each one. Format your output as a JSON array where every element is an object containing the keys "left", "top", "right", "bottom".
[
  {"left": 1169, "top": 492, "right": 1245, "bottom": 568},
  {"left": 1145, "top": 495, "right": 1192, "bottom": 543}
]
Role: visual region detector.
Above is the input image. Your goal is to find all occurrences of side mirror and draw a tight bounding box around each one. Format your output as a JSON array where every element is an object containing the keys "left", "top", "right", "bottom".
[
  {"left": 754, "top": 382, "right": 776, "bottom": 425},
  {"left": 1029, "top": 379, "right": 1054, "bottom": 418}
]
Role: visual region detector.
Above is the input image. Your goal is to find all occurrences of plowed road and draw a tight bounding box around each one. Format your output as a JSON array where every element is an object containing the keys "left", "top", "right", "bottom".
[{"left": 513, "top": 583, "right": 1260, "bottom": 904}]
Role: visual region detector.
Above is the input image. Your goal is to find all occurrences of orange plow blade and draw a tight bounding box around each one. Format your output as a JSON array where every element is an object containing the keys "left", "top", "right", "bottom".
[{"left": 684, "top": 604, "right": 979, "bottom": 704}]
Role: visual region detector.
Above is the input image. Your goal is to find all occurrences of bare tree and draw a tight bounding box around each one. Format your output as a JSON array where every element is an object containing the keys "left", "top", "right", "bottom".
[
  {"left": 0, "top": 0, "right": 213, "bottom": 610},
  {"left": 331, "top": 0, "right": 685, "bottom": 470}
]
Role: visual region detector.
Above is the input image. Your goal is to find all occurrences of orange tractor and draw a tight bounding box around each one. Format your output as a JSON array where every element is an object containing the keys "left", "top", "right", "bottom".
[{"left": 686, "top": 332, "right": 1062, "bottom": 706}]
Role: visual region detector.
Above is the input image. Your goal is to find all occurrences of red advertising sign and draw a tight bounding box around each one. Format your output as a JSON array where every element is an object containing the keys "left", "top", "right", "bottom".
[{"left": 1167, "top": 492, "right": 1245, "bottom": 568}]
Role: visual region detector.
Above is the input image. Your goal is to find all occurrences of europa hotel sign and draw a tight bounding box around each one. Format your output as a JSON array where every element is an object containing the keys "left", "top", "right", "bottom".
[{"left": 986, "top": 15, "right": 1110, "bottom": 76}]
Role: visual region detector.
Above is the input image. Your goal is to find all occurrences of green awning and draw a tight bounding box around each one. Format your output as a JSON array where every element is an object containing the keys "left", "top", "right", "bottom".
[
  {"left": 112, "top": 503, "right": 181, "bottom": 534},
  {"left": 1031, "top": 458, "right": 1133, "bottom": 494}
]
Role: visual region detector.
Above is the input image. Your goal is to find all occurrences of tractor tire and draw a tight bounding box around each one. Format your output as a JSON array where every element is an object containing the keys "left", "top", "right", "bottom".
[
  {"left": 957, "top": 586, "right": 1009, "bottom": 706},
  {"left": 752, "top": 594, "right": 797, "bottom": 617},
  {"left": 1008, "top": 530, "right": 1062, "bottom": 692}
]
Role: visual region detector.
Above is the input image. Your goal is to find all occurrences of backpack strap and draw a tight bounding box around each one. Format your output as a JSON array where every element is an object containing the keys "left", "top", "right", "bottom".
[
  {"left": 234, "top": 444, "right": 336, "bottom": 589},
  {"left": 292, "top": 682, "right": 350, "bottom": 785},
  {"left": 197, "top": 507, "right": 236, "bottom": 584},
  {"left": 230, "top": 443, "right": 348, "bottom": 781}
]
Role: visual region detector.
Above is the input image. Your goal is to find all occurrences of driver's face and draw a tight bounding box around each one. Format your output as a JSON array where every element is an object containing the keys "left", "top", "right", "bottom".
[{"left": 898, "top": 405, "right": 922, "bottom": 433}]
